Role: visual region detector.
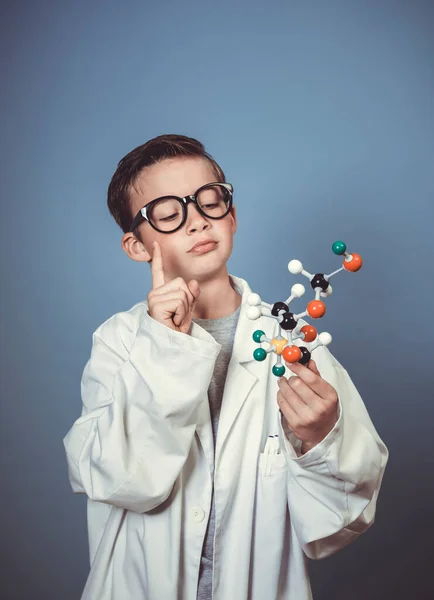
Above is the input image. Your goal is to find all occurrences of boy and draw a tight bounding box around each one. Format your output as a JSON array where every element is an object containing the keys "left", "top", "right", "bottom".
[{"left": 63, "top": 134, "right": 388, "bottom": 600}]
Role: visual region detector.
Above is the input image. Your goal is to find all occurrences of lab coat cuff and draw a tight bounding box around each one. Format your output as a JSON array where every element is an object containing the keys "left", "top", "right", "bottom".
[
  {"left": 280, "top": 396, "right": 343, "bottom": 466},
  {"left": 141, "top": 310, "right": 222, "bottom": 359}
]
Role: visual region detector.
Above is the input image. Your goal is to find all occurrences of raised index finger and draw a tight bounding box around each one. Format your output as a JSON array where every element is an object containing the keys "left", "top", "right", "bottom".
[{"left": 151, "top": 241, "right": 165, "bottom": 289}]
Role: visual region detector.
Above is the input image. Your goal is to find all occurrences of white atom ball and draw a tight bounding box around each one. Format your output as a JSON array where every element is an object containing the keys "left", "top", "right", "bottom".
[
  {"left": 288, "top": 259, "right": 303, "bottom": 274},
  {"left": 247, "top": 293, "right": 262, "bottom": 306},
  {"left": 291, "top": 283, "right": 305, "bottom": 298},
  {"left": 246, "top": 306, "right": 262, "bottom": 320},
  {"left": 319, "top": 332, "right": 332, "bottom": 346},
  {"left": 321, "top": 284, "right": 333, "bottom": 298}
]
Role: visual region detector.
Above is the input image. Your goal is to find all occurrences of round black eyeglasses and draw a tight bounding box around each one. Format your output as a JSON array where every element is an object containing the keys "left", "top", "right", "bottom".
[{"left": 129, "top": 182, "right": 234, "bottom": 234}]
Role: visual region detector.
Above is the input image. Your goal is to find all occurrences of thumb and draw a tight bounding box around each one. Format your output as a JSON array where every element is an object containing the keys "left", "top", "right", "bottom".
[
  {"left": 188, "top": 279, "right": 201, "bottom": 301},
  {"left": 179, "top": 280, "right": 200, "bottom": 334},
  {"left": 307, "top": 358, "right": 320, "bottom": 375}
]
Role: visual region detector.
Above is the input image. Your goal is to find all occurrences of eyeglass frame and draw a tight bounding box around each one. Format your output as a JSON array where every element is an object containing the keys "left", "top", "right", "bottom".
[{"left": 129, "top": 182, "right": 234, "bottom": 234}]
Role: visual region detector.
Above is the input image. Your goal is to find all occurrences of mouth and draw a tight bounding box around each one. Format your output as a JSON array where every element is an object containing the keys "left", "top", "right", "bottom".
[{"left": 188, "top": 239, "right": 218, "bottom": 253}]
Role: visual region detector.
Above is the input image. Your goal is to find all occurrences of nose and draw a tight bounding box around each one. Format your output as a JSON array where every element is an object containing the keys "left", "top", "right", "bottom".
[{"left": 185, "top": 202, "right": 210, "bottom": 233}]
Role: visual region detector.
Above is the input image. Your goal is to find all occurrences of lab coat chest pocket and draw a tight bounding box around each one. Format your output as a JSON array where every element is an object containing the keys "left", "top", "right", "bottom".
[{"left": 257, "top": 436, "right": 288, "bottom": 514}]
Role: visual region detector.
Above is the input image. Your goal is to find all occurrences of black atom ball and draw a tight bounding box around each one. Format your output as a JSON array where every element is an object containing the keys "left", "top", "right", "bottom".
[
  {"left": 298, "top": 346, "right": 311, "bottom": 365},
  {"left": 279, "top": 311, "right": 298, "bottom": 331},
  {"left": 271, "top": 302, "right": 289, "bottom": 316},
  {"left": 310, "top": 273, "right": 329, "bottom": 292}
]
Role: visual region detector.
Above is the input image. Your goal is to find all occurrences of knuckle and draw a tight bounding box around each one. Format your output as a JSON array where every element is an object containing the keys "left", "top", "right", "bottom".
[
  {"left": 292, "top": 418, "right": 301, "bottom": 431},
  {"left": 290, "top": 377, "right": 301, "bottom": 389},
  {"left": 323, "top": 389, "right": 337, "bottom": 404},
  {"left": 304, "top": 414, "right": 315, "bottom": 426},
  {"left": 316, "top": 406, "right": 327, "bottom": 419},
  {"left": 305, "top": 372, "right": 315, "bottom": 385},
  {"left": 329, "top": 392, "right": 338, "bottom": 404}
]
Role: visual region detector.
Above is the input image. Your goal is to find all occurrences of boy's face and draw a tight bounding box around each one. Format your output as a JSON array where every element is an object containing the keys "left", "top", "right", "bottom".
[{"left": 121, "top": 156, "right": 237, "bottom": 283}]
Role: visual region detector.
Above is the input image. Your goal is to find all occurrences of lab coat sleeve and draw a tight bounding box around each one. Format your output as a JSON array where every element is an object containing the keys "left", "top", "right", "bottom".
[
  {"left": 278, "top": 345, "right": 389, "bottom": 560},
  {"left": 63, "top": 306, "right": 221, "bottom": 513}
]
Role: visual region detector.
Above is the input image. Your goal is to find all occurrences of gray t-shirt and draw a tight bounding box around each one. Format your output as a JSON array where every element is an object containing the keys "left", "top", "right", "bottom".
[{"left": 192, "top": 302, "right": 242, "bottom": 600}]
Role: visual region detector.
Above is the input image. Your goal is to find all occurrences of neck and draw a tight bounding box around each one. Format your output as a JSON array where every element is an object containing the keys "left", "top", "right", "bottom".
[{"left": 192, "top": 269, "right": 241, "bottom": 320}]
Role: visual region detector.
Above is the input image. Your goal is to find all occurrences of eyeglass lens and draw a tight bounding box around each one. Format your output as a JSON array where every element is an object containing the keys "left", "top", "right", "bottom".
[{"left": 148, "top": 185, "right": 231, "bottom": 232}]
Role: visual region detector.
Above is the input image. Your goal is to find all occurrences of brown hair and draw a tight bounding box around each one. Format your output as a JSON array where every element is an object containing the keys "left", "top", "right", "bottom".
[{"left": 107, "top": 134, "right": 226, "bottom": 240}]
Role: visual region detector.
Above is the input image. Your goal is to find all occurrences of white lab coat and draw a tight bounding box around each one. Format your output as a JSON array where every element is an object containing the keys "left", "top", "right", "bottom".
[{"left": 63, "top": 274, "right": 388, "bottom": 600}]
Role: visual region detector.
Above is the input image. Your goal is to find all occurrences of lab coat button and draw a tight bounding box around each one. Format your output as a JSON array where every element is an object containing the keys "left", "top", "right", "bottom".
[{"left": 191, "top": 507, "right": 205, "bottom": 522}]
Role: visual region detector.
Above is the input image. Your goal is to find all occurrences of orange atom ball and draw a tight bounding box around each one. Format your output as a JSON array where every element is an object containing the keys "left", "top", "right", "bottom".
[
  {"left": 343, "top": 253, "right": 363, "bottom": 272},
  {"left": 307, "top": 300, "right": 326, "bottom": 319},
  {"left": 300, "top": 324, "right": 317, "bottom": 342},
  {"left": 282, "top": 345, "right": 302, "bottom": 363}
]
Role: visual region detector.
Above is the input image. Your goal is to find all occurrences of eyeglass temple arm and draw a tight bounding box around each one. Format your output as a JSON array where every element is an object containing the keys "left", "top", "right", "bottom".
[{"left": 130, "top": 209, "right": 147, "bottom": 232}]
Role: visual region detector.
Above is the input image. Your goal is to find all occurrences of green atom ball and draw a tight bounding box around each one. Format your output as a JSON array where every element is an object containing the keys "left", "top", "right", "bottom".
[
  {"left": 272, "top": 364, "right": 286, "bottom": 377},
  {"left": 332, "top": 240, "right": 346, "bottom": 255},
  {"left": 253, "top": 329, "right": 265, "bottom": 343},
  {"left": 253, "top": 348, "right": 267, "bottom": 361}
]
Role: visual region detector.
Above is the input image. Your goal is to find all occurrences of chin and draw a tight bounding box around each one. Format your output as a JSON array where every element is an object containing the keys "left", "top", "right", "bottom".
[
  {"left": 172, "top": 243, "right": 230, "bottom": 280},
  {"left": 187, "top": 254, "right": 228, "bottom": 281}
]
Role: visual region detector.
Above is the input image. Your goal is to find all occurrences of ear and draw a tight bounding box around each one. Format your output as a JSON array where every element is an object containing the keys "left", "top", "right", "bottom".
[{"left": 121, "top": 232, "right": 152, "bottom": 263}]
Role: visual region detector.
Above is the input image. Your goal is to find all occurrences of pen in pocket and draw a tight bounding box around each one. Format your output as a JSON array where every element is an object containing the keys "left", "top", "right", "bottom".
[
  {"left": 272, "top": 435, "right": 279, "bottom": 455},
  {"left": 264, "top": 435, "right": 280, "bottom": 476}
]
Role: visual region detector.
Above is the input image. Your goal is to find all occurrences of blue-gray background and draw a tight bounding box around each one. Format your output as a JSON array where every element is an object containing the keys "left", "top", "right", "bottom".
[{"left": 1, "top": 0, "right": 433, "bottom": 598}]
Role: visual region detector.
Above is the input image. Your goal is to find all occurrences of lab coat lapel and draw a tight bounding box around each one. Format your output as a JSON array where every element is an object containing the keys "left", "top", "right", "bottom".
[
  {"left": 195, "top": 275, "right": 268, "bottom": 467},
  {"left": 216, "top": 275, "right": 260, "bottom": 458}
]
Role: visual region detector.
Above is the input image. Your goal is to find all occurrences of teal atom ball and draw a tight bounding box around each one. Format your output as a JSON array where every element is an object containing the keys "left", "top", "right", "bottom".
[
  {"left": 253, "top": 348, "right": 267, "bottom": 361},
  {"left": 272, "top": 364, "right": 286, "bottom": 377},
  {"left": 253, "top": 330, "right": 265, "bottom": 343},
  {"left": 332, "top": 240, "right": 346, "bottom": 255}
]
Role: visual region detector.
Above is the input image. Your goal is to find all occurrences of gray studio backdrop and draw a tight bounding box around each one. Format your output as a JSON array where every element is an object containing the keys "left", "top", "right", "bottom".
[{"left": 1, "top": 1, "right": 433, "bottom": 598}]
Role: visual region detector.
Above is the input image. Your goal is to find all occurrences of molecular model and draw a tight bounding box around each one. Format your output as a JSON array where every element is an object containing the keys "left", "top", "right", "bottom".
[{"left": 246, "top": 241, "right": 362, "bottom": 377}]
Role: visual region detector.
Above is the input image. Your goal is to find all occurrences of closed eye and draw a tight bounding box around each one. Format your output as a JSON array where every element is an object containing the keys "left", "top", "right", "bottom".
[{"left": 160, "top": 213, "right": 179, "bottom": 221}]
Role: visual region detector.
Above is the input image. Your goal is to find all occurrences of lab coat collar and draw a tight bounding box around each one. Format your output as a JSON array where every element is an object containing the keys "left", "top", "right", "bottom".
[{"left": 226, "top": 273, "right": 263, "bottom": 365}]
